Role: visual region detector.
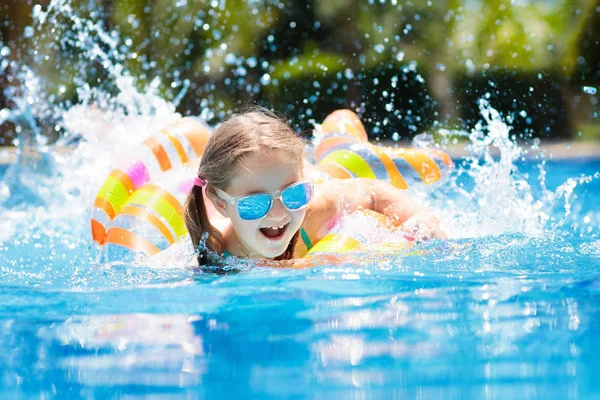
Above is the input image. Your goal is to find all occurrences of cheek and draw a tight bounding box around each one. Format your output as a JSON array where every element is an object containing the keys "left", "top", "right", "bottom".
[
  {"left": 231, "top": 216, "right": 261, "bottom": 236},
  {"left": 290, "top": 209, "right": 307, "bottom": 225}
]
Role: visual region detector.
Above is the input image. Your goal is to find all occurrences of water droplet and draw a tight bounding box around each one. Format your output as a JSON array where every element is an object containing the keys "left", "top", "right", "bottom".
[
  {"left": 395, "top": 51, "right": 404, "bottom": 62},
  {"left": 176, "top": 0, "right": 187, "bottom": 7},
  {"left": 374, "top": 44, "right": 385, "bottom": 54},
  {"left": 583, "top": 86, "right": 597, "bottom": 95},
  {"left": 260, "top": 73, "right": 271, "bottom": 85},
  {"left": 465, "top": 59, "right": 475, "bottom": 73},
  {"left": 0, "top": 46, "right": 10, "bottom": 57},
  {"left": 23, "top": 26, "right": 34, "bottom": 38},
  {"left": 224, "top": 53, "right": 237, "bottom": 65},
  {"left": 246, "top": 57, "right": 257, "bottom": 68},
  {"left": 519, "top": 110, "right": 527, "bottom": 117}
]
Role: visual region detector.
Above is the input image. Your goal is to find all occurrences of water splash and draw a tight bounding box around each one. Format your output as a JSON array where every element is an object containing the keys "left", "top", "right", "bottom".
[
  {"left": 1, "top": 0, "right": 598, "bottom": 269},
  {"left": 420, "top": 98, "right": 598, "bottom": 240}
]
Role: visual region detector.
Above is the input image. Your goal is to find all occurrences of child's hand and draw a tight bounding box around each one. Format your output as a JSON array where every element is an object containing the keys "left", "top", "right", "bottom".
[{"left": 400, "top": 211, "right": 446, "bottom": 241}]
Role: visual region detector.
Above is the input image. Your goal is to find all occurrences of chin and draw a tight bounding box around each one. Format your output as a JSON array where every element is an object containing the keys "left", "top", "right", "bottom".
[
  {"left": 259, "top": 239, "right": 293, "bottom": 258},
  {"left": 260, "top": 247, "right": 287, "bottom": 259}
]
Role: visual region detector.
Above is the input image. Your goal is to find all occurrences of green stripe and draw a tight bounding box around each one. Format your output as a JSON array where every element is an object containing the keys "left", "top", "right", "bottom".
[
  {"left": 320, "top": 150, "right": 376, "bottom": 179},
  {"left": 97, "top": 175, "right": 129, "bottom": 213},
  {"left": 300, "top": 227, "right": 312, "bottom": 250}
]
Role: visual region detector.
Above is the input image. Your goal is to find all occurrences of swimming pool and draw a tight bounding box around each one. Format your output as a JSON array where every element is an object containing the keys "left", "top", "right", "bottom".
[{"left": 0, "top": 156, "right": 599, "bottom": 398}]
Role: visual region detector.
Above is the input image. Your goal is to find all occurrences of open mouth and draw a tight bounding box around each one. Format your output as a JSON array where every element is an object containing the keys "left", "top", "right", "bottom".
[{"left": 259, "top": 223, "right": 289, "bottom": 241}]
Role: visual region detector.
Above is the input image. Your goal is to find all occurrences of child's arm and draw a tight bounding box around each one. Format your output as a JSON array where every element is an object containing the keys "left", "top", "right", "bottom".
[{"left": 324, "top": 178, "right": 446, "bottom": 240}]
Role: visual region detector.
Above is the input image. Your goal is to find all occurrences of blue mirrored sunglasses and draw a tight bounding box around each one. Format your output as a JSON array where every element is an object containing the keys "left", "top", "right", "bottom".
[{"left": 215, "top": 181, "right": 314, "bottom": 221}]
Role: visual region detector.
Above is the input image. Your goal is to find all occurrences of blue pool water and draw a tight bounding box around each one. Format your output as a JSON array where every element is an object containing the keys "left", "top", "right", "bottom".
[{"left": 0, "top": 157, "right": 599, "bottom": 399}]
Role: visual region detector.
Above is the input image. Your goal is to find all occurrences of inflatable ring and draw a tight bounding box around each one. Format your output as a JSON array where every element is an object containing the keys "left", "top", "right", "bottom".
[
  {"left": 302, "top": 110, "right": 453, "bottom": 255},
  {"left": 312, "top": 109, "right": 453, "bottom": 189},
  {"left": 92, "top": 110, "right": 452, "bottom": 261},
  {"left": 91, "top": 117, "right": 212, "bottom": 260}
]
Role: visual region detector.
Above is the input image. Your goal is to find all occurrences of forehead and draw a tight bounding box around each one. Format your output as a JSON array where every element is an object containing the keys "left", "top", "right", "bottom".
[{"left": 227, "top": 149, "right": 302, "bottom": 195}]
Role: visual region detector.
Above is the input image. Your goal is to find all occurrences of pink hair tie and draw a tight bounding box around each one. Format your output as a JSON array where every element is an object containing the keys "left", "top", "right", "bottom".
[{"left": 193, "top": 176, "right": 207, "bottom": 187}]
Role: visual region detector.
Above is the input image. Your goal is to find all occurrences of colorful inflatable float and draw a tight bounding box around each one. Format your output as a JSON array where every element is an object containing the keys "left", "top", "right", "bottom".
[{"left": 91, "top": 110, "right": 453, "bottom": 261}]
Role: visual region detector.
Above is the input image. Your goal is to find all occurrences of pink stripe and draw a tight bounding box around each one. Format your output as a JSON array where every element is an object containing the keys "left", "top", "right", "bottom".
[
  {"left": 177, "top": 177, "right": 194, "bottom": 195},
  {"left": 125, "top": 160, "right": 150, "bottom": 188}
]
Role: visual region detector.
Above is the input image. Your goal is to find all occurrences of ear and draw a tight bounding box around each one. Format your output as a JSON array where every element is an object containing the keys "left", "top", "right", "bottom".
[{"left": 205, "top": 186, "right": 231, "bottom": 218}]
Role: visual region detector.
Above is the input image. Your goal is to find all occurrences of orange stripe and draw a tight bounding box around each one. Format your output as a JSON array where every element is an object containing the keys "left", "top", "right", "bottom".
[
  {"left": 120, "top": 204, "right": 176, "bottom": 244},
  {"left": 423, "top": 148, "right": 454, "bottom": 166},
  {"left": 143, "top": 184, "right": 185, "bottom": 215},
  {"left": 105, "top": 227, "right": 161, "bottom": 256},
  {"left": 315, "top": 136, "right": 357, "bottom": 160},
  {"left": 314, "top": 162, "right": 353, "bottom": 179},
  {"left": 184, "top": 130, "right": 209, "bottom": 158},
  {"left": 321, "top": 109, "right": 368, "bottom": 141},
  {"left": 94, "top": 197, "right": 116, "bottom": 220},
  {"left": 161, "top": 129, "right": 189, "bottom": 164},
  {"left": 91, "top": 219, "right": 107, "bottom": 244},
  {"left": 370, "top": 145, "right": 409, "bottom": 189},
  {"left": 390, "top": 148, "right": 441, "bottom": 184},
  {"left": 143, "top": 136, "right": 172, "bottom": 171},
  {"left": 110, "top": 169, "right": 135, "bottom": 194}
]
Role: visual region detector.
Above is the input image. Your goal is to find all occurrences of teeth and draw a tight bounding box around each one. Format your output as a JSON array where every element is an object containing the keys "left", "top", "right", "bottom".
[{"left": 267, "top": 224, "right": 286, "bottom": 229}]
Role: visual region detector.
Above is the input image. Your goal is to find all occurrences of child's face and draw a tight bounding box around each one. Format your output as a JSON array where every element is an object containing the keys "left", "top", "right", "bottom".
[{"left": 219, "top": 150, "right": 306, "bottom": 258}]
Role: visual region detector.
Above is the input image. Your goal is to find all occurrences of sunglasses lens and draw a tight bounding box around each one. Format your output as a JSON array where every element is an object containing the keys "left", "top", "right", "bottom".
[
  {"left": 281, "top": 182, "right": 313, "bottom": 210},
  {"left": 237, "top": 194, "right": 271, "bottom": 220}
]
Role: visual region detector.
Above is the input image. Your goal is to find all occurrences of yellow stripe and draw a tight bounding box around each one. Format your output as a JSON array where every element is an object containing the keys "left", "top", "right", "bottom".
[
  {"left": 307, "top": 233, "right": 362, "bottom": 254},
  {"left": 320, "top": 150, "right": 376, "bottom": 179},
  {"left": 110, "top": 169, "right": 136, "bottom": 195},
  {"left": 97, "top": 175, "right": 129, "bottom": 214},
  {"left": 126, "top": 186, "right": 186, "bottom": 238}
]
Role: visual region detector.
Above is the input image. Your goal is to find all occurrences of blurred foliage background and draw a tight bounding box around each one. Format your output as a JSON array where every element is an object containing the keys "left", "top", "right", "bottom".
[{"left": 0, "top": 0, "right": 599, "bottom": 144}]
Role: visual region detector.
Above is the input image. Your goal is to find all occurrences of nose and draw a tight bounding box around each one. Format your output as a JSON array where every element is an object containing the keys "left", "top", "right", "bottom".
[{"left": 266, "top": 198, "right": 287, "bottom": 219}]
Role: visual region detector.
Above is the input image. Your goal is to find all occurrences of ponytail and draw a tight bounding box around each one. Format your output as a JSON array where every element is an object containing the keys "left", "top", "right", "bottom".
[{"left": 184, "top": 185, "right": 224, "bottom": 266}]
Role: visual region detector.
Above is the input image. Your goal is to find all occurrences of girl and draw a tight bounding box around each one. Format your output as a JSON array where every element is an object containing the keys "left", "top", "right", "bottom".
[{"left": 184, "top": 109, "right": 445, "bottom": 267}]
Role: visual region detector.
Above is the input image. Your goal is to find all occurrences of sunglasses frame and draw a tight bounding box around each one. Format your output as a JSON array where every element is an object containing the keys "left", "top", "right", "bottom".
[{"left": 214, "top": 181, "right": 314, "bottom": 220}]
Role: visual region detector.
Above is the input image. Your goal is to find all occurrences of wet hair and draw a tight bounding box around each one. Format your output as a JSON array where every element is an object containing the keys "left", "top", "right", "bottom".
[{"left": 184, "top": 107, "right": 305, "bottom": 266}]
